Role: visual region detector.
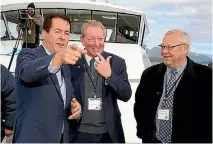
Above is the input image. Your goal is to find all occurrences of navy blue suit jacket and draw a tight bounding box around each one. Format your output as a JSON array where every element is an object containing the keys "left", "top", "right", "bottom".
[
  {"left": 1, "top": 64, "right": 16, "bottom": 140},
  {"left": 13, "top": 45, "right": 74, "bottom": 143},
  {"left": 69, "top": 51, "right": 132, "bottom": 143}
]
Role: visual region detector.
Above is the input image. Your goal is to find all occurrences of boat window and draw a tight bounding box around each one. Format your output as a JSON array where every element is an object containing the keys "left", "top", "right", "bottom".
[
  {"left": 1, "top": 15, "right": 7, "bottom": 40},
  {"left": 42, "top": 9, "right": 66, "bottom": 19},
  {"left": 2, "top": 9, "right": 42, "bottom": 41},
  {"left": 116, "top": 14, "right": 140, "bottom": 44},
  {"left": 92, "top": 11, "right": 116, "bottom": 42},
  {"left": 67, "top": 10, "right": 91, "bottom": 41},
  {"left": 2, "top": 11, "right": 20, "bottom": 40}
]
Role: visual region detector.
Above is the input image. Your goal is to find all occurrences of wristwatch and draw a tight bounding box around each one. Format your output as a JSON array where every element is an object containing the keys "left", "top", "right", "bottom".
[{"left": 105, "top": 76, "right": 111, "bottom": 85}]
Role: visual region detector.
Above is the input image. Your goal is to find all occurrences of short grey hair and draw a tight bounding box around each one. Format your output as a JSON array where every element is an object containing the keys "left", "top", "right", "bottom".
[
  {"left": 165, "top": 29, "right": 190, "bottom": 47},
  {"left": 81, "top": 20, "right": 106, "bottom": 37}
]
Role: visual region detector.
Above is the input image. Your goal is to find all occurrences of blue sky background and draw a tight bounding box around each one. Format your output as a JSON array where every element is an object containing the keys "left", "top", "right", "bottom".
[
  {"left": 1, "top": 0, "right": 212, "bottom": 55},
  {"left": 101, "top": 0, "right": 212, "bottom": 55}
]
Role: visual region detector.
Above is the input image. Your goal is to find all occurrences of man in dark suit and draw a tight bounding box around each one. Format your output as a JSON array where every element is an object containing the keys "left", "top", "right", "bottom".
[
  {"left": 208, "top": 62, "right": 212, "bottom": 68},
  {"left": 1, "top": 64, "right": 16, "bottom": 142},
  {"left": 13, "top": 13, "right": 86, "bottom": 143},
  {"left": 134, "top": 29, "right": 212, "bottom": 143},
  {"left": 69, "top": 20, "right": 132, "bottom": 143}
]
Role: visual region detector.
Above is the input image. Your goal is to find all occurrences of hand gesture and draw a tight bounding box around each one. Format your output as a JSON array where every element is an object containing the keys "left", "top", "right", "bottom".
[
  {"left": 52, "top": 44, "right": 87, "bottom": 67},
  {"left": 95, "top": 52, "right": 112, "bottom": 79},
  {"left": 68, "top": 98, "right": 82, "bottom": 120}
]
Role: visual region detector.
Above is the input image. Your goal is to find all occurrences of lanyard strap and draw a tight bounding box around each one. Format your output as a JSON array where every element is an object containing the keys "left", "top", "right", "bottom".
[{"left": 83, "top": 56, "right": 99, "bottom": 93}]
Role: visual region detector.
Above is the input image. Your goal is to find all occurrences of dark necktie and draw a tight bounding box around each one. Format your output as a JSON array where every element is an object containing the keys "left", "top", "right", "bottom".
[
  {"left": 157, "top": 69, "right": 178, "bottom": 143},
  {"left": 90, "top": 58, "right": 96, "bottom": 78}
]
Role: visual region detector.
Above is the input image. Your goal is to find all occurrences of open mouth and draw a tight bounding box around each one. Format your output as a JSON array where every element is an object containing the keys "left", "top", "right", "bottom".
[
  {"left": 57, "top": 43, "right": 64, "bottom": 47},
  {"left": 92, "top": 48, "right": 100, "bottom": 52},
  {"left": 163, "top": 56, "right": 171, "bottom": 58}
]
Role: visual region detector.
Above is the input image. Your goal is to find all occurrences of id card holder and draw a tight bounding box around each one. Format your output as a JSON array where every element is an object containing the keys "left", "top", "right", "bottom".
[
  {"left": 88, "top": 98, "right": 102, "bottom": 111},
  {"left": 157, "top": 109, "right": 169, "bottom": 120}
]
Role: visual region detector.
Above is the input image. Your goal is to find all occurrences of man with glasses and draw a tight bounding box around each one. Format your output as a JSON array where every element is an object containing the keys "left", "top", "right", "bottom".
[
  {"left": 134, "top": 29, "right": 212, "bottom": 143},
  {"left": 17, "top": 3, "right": 43, "bottom": 49}
]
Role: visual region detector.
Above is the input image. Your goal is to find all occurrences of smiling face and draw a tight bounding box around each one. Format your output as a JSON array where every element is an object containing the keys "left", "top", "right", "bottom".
[
  {"left": 160, "top": 31, "right": 189, "bottom": 68},
  {"left": 80, "top": 21, "right": 105, "bottom": 58},
  {"left": 42, "top": 17, "right": 70, "bottom": 53}
]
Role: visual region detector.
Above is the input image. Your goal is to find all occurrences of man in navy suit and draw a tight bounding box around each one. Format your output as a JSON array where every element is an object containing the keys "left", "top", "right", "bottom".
[
  {"left": 13, "top": 13, "right": 86, "bottom": 143},
  {"left": 1, "top": 64, "right": 16, "bottom": 141},
  {"left": 70, "top": 20, "right": 132, "bottom": 143}
]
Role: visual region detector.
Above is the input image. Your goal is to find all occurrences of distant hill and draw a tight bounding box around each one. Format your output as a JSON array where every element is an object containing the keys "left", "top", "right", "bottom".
[
  {"left": 146, "top": 47, "right": 212, "bottom": 64},
  {"left": 204, "top": 54, "right": 212, "bottom": 59}
]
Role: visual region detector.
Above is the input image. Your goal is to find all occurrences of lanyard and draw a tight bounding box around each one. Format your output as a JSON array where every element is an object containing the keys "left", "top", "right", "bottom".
[
  {"left": 165, "top": 71, "right": 184, "bottom": 97},
  {"left": 84, "top": 57, "right": 99, "bottom": 98}
]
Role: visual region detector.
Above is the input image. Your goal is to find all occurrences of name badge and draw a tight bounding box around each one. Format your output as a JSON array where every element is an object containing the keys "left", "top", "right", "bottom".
[
  {"left": 157, "top": 109, "right": 169, "bottom": 120},
  {"left": 88, "top": 98, "right": 102, "bottom": 111},
  {"left": 28, "top": 30, "right": 31, "bottom": 34}
]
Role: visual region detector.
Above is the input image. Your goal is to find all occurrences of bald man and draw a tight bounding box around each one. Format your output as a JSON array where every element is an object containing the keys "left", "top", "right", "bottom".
[{"left": 134, "top": 29, "right": 212, "bottom": 143}]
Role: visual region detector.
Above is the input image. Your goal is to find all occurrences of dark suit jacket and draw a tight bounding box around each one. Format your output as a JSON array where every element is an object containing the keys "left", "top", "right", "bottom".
[
  {"left": 13, "top": 45, "right": 74, "bottom": 143},
  {"left": 208, "top": 62, "right": 212, "bottom": 68},
  {"left": 69, "top": 51, "right": 132, "bottom": 143},
  {"left": 1, "top": 64, "right": 16, "bottom": 141},
  {"left": 134, "top": 57, "right": 212, "bottom": 143}
]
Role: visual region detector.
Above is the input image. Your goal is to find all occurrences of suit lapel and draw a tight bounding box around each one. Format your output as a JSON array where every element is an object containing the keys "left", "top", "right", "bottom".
[
  {"left": 101, "top": 52, "right": 110, "bottom": 98},
  {"left": 61, "top": 65, "right": 72, "bottom": 107},
  {"left": 78, "top": 57, "right": 86, "bottom": 105},
  {"left": 37, "top": 45, "right": 62, "bottom": 97},
  {"left": 51, "top": 75, "right": 62, "bottom": 96},
  {"left": 155, "top": 63, "right": 167, "bottom": 100},
  {"left": 173, "top": 58, "right": 196, "bottom": 106}
]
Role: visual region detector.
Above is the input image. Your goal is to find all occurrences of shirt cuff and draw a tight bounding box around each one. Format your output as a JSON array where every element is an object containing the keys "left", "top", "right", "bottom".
[{"left": 48, "top": 59, "right": 60, "bottom": 74}]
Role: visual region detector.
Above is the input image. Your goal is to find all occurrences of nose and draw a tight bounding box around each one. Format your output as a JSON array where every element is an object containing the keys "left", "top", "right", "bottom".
[
  {"left": 161, "top": 47, "right": 169, "bottom": 56},
  {"left": 94, "top": 39, "right": 99, "bottom": 46},
  {"left": 59, "top": 33, "right": 66, "bottom": 40},
  {"left": 161, "top": 47, "right": 169, "bottom": 53}
]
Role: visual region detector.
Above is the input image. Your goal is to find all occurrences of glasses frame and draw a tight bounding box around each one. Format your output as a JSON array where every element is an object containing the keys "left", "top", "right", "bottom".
[{"left": 158, "top": 43, "right": 186, "bottom": 50}]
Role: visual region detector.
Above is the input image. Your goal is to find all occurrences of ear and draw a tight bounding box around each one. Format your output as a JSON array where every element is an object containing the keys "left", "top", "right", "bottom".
[
  {"left": 42, "top": 29, "right": 47, "bottom": 40},
  {"left": 183, "top": 44, "right": 189, "bottom": 55},
  {"left": 80, "top": 35, "right": 84, "bottom": 46}
]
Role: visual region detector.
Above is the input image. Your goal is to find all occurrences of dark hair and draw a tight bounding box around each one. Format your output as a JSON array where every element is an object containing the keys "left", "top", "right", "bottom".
[
  {"left": 27, "top": 3, "right": 35, "bottom": 9},
  {"left": 42, "top": 13, "right": 71, "bottom": 33}
]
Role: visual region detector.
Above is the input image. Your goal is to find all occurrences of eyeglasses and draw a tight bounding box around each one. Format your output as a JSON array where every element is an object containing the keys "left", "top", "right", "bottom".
[{"left": 158, "top": 44, "right": 185, "bottom": 51}]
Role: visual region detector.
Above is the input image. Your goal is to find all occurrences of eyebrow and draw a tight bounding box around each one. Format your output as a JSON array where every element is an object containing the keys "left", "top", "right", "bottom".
[{"left": 54, "top": 29, "right": 69, "bottom": 32}]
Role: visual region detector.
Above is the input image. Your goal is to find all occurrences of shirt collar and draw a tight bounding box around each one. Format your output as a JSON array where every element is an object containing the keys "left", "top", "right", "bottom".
[
  {"left": 85, "top": 54, "right": 93, "bottom": 66},
  {"left": 167, "top": 59, "right": 187, "bottom": 75},
  {"left": 42, "top": 44, "right": 52, "bottom": 55}
]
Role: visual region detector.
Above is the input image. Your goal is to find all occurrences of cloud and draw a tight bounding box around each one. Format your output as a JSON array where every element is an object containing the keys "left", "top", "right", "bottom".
[
  {"left": 103, "top": 0, "right": 212, "bottom": 53},
  {"left": 147, "top": 19, "right": 156, "bottom": 24},
  {"left": 165, "top": 6, "right": 198, "bottom": 16}
]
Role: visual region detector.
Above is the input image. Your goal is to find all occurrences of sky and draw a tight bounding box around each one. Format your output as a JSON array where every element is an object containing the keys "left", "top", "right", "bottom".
[
  {"left": 101, "top": 0, "right": 212, "bottom": 55},
  {"left": 0, "top": 0, "right": 212, "bottom": 54}
]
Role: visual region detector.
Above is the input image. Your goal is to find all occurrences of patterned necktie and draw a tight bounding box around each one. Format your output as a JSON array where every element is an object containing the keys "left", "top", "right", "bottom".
[
  {"left": 157, "top": 69, "right": 178, "bottom": 143},
  {"left": 90, "top": 58, "right": 96, "bottom": 78}
]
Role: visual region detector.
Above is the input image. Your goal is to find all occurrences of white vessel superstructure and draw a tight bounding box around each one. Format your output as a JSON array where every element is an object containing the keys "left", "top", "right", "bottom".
[{"left": 1, "top": 0, "right": 151, "bottom": 142}]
